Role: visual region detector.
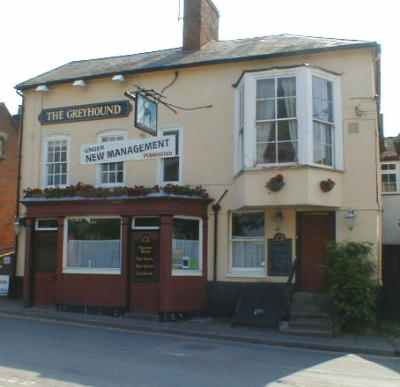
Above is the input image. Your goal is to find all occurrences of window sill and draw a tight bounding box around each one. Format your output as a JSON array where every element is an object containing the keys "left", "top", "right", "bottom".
[
  {"left": 63, "top": 268, "right": 121, "bottom": 275},
  {"left": 172, "top": 270, "right": 202, "bottom": 277},
  {"left": 226, "top": 271, "right": 266, "bottom": 279},
  {"left": 382, "top": 192, "right": 400, "bottom": 196}
]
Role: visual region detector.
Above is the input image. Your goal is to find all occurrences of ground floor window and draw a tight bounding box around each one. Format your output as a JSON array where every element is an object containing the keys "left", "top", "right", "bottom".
[
  {"left": 172, "top": 217, "right": 202, "bottom": 275},
  {"left": 231, "top": 212, "right": 265, "bottom": 274},
  {"left": 64, "top": 217, "right": 121, "bottom": 273}
]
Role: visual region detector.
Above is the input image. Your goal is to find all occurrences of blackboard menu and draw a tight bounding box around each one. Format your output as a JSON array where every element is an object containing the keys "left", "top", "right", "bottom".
[
  {"left": 268, "top": 238, "right": 292, "bottom": 276},
  {"left": 134, "top": 234, "right": 159, "bottom": 282}
]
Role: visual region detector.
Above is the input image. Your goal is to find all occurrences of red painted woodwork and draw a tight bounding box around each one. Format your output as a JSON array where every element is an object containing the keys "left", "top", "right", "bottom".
[
  {"left": 298, "top": 212, "right": 335, "bottom": 291},
  {"left": 33, "top": 273, "right": 57, "bottom": 305}
]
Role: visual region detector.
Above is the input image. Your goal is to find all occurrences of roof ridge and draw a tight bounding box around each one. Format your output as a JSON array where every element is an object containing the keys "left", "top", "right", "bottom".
[{"left": 281, "top": 33, "right": 372, "bottom": 43}]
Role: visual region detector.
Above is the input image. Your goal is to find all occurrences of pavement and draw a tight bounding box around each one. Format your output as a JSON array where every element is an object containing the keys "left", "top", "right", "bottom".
[
  {"left": 0, "top": 297, "right": 398, "bottom": 358},
  {"left": 0, "top": 315, "right": 399, "bottom": 387}
]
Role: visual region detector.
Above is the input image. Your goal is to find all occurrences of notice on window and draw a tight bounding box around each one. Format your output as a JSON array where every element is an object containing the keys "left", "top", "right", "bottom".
[
  {"left": 0, "top": 275, "right": 10, "bottom": 296},
  {"left": 81, "top": 135, "right": 175, "bottom": 165},
  {"left": 134, "top": 235, "right": 159, "bottom": 282}
]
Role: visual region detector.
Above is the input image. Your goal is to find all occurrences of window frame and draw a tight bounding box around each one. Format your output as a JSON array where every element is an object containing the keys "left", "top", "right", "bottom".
[
  {"left": 235, "top": 66, "right": 343, "bottom": 172},
  {"left": 171, "top": 215, "right": 203, "bottom": 277},
  {"left": 229, "top": 211, "right": 267, "bottom": 277},
  {"left": 42, "top": 135, "right": 70, "bottom": 188},
  {"left": 35, "top": 219, "right": 58, "bottom": 231},
  {"left": 96, "top": 130, "right": 127, "bottom": 188},
  {"left": 63, "top": 216, "right": 122, "bottom": 275},
  {"left": 159, "top": 127, "right": 183, "bottom": 185},
  {"left": 131, "top": 217, "right": 160, "bottom": 230},
  {"left": 381, "top": 162, "right": 400, "bottom": 194}
]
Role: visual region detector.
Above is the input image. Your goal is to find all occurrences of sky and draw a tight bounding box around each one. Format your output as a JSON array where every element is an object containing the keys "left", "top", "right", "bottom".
[{"left": 0, "top": 0, "right": 398, "bottom": 135}]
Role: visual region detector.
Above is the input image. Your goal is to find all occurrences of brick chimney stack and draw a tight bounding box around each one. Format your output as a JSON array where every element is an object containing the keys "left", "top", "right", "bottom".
[{"left": 183, "top": 0, "right": 220, "bottom": 51}]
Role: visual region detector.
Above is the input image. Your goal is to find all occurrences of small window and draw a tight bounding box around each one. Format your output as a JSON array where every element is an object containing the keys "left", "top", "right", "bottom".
[
  {"left": 161, "top": 129, "right": 181, "bottom": 184},
  {"left": 172, "top": 217, "right": 202, "bottom": 275},
  {"left": 381, "top": 163, "right": 398, "bottom": 193},
  {"left": 0, "top": 136, "right": 6, "bottom": 159},
  {"left": 132, "top": 217, "right": 160, "bottom": 230},
  {"left": 35, "top": 219, "right": 58, "bottom": 231},
  {"left": 45, "top": 138, "right": 68, "bottom": 187},
  {"left": 98, "top": 133, "right": 126, "bottom": 186},
  {"left": 65, "top": 217, "right": 121, "bottom": 273},
  {"left": 231, "top": 212, "right": 265, "bottom": 273}
]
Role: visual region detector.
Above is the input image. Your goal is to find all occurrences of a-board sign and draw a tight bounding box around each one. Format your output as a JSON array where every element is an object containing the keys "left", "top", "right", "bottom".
[
  {"left": 0, "top": 275, "right": 10, "bottom": 296},
  {"left": 81, "top": 135, "right": 175, "bottom": 165},
  {"left": 268, "top": 238, "right": 292, "bottom": 276},
  {"left": 134, "top": 234, "right": 159, "bottom": 282}
]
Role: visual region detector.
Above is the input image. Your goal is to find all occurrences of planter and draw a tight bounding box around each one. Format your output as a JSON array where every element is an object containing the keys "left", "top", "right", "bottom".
[
  {"left": 266, "top": 174, "right": 285, "bottom": 192},
  {"left": 320, "top": 178, "right": 336, "bottom": 193}
]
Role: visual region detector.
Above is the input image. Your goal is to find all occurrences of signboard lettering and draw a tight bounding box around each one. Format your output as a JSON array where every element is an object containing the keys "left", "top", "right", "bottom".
[
  {"left": 81, "top": 135, "right": 175, "bottom": 165},
  {"left": 134, "top": 234, "right": 159, "bottom": 282},
  {"left": 39, "top": 100, "right": 132, "bottom": 125}
]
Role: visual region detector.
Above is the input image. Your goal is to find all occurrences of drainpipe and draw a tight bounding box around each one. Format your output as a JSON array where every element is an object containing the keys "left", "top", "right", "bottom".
[
  {"left": 12, "top": 90, "right": 24, "bottom": 297},
  {"left": 212, "top": 189, "right": 228, "bottom": 282}
]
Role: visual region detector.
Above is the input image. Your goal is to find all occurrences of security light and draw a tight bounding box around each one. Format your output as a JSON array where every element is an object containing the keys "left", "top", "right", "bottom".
[
  {"left": 35, "top": 84, "right": 49, "bottom": 92},
  {"left": 112, "top": 74, "right": 125, "bottom": 82},
  {"left": 72, "top": 79, "right": 87, "bottom": 87}
]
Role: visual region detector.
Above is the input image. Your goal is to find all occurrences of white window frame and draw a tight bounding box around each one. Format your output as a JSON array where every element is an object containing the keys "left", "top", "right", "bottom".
[
  {"left": 235, "top": 66, "right": 343, "bottom": 172},
  {"left": 35, "top": 219, "right": 58, "bottom": 231},
  {"left": 171, "top": 215, "right": 203, "bottom": 277},
  {"left": 229, "top": 211, "right": 267, "bottom": 277},
  {"left": 63, "top": 216, "right": 122, "bottom": 275},
  {"left": 96, "top": 131, "right": 127, "bottom": 187},
  {"left": 381, "top": 162, "right": 400, "bottom": 194},
  {"left": 159, "top": 127, "right": 183, "bottom": 185},
  {"left": 131, "top": 217, "right": 160, "bottom": 230},
  {"left": 42, "top": 135, "right": 70, "bottom": 188}
]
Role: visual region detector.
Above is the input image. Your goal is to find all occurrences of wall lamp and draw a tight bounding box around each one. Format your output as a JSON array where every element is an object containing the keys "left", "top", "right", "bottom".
[
  {"left": 35, "top": 84, "right": 49, "bottom": 92},
  {"left": 72, "top": 79, "right": 87, "bottom": 87},
  {"left": 344, "top": 209, "right": 357, "bottom": 230},
  {"left": 14, "top": 217, "right": 27, "bottom": 235},
  {"left": 274, "top": 209, "right": 284, "bottom": 231},
  {"left": 112, "top": 74, "right": 125, "bottom": 82}
]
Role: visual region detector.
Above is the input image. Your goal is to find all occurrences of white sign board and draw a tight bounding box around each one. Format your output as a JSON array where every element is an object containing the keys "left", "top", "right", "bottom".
[
  {"left": 0, "top": 275, "right": 10, "bottom": 296},
  {"left": 81, "top": 135, "right": 175, "bottom": 165}
]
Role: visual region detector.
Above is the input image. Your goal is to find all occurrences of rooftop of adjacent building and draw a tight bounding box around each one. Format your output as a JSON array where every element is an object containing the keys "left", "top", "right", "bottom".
[{"left": 381, "top": 135, "right": 400, "bottom": 161}]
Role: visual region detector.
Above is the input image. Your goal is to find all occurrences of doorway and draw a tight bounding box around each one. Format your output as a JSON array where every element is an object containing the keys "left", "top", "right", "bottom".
[{"left": 297, "top": 212, "right": 335, "bottom": 292}]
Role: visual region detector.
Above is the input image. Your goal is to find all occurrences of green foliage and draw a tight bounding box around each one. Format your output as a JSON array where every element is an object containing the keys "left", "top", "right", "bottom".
[{"left": 327, "top": 241, "right": 377, "bottom": 333}]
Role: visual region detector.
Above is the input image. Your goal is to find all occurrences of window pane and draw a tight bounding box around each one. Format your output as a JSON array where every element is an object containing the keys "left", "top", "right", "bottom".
[
  {"left": 257, "top": 143, "right": 275, "bottom": 164},
  {"left": 256, "top": 100, "right": 275, "bottom": 121},
  {"left": 277, "top": 120, "right": 297, "bottom": 141},
  {"left": 278, "top": 142, "right": 297, "bottom": 163},
  {"left": 164, "top": 130, "right": 179, "bottom": 155},
  {"left": 382, "top": 174, "right": 397, "bottom": 192},
  {"left": 257, "top": 122, "right": 275, "bottom": 142},
  {"left": 313, "top": 122, "right": 334, "bottom": 166},
  {"left": 172, "top": 218, "right": 200, "bottom": 271},
  {"left": 232, "top": 213, "right": 264, "bottom": 238},
  {"left": 37, "top": 219, "right": 58, "bottom": 230},
  {"left": 313, "top": 77, "right": 333, "bottom": 122},
  {"left": 134, "top": 217, "right": 160, "bottom": 229},
  {"left": 257, "top": 79, "right": 274, "bottom": 99},
  {"left": 382, "top": 164, "right": 396, "bottom": 171},
  {"left": 163, "top": 156, "right": 179, "bottom": 182},
  {"left": 277, "top": 97, "right": 296, "bottom": 118},
  {"left": 232, "top": 240, "right": 265, "bottom": 269},
  {"left": 277, "top": 77, "right": 296, "bottom": 97},
  {"left": 67, "top": 218, "right": 121, "bottom": 269}
]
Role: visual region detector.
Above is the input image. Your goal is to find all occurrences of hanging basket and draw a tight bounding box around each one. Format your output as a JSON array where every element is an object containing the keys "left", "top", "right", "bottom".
[
  {"left": 320, "top": 178, "right": 336, "bottom": 193},
  {"left": 266, "top": 174, "right": 285, "bottom": 192}
]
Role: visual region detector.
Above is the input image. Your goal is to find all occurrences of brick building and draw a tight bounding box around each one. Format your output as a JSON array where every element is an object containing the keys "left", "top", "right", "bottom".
[{"left": 0, "top": 103, "right": 18, "bottom": 254}]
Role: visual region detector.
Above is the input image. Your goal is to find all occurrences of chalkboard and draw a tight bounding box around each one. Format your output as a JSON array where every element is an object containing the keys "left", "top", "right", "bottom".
[
  {"left": 133, "top": 234, "right": 159, "bottom": 283},
  {"left": 268, "top": 239, "right": 292, "bottom": 276}
]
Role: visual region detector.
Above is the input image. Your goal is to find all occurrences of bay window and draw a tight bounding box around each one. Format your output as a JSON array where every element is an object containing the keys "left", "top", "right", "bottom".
[
  {"left": 64, "top": 217, "right": 121, "bottom": 273},
  {"left": 231, "top": 212, "right": 265, "bottom": 274},
  {"left": 235, "top": 66, "right": 342, "bottom": 172},
  {"left": 172, "top": 217, "right": 202, "bottom": 275}
]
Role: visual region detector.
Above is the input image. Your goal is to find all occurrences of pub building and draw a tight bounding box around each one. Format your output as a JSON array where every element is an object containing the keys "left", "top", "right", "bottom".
[{"left": 14, "top": 0, "right": 382, "bottom": 325}]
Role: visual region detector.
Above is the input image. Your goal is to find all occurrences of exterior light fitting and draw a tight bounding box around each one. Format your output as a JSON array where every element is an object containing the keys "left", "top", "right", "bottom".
[
  {"left": 35, "top": 84, "right": 49, "bottom": 92},
  {"left": 72, "top": 79, "right": 87, "bottom": 87},
  {"left": 344, "top": 209, "right": 357, "bottom": 230},
  {"left": 112, "top": 74, "right": 125, "bottom": 82}
]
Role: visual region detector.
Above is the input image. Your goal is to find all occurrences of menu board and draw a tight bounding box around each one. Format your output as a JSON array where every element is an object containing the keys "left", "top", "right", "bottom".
[
  {"left": 268, "top": 238, "right": 292, "bottom": 276},
  {"left": 134, "top": 234, "right": 159, "bottom": 282}
]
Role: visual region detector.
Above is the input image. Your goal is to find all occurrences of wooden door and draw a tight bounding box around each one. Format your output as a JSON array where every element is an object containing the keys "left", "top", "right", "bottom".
[
  {"left": 32, "top": 231, "right": 58, "bottom": 305},
  {"left": 297, "top": 212, "right": 335, "bottom": 292},
  {"left": 129, "top": 231, "right": 160, "bottom": 313}
]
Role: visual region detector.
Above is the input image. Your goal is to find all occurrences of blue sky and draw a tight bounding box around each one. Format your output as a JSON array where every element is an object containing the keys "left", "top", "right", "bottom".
[{"left": 1, "top": 0, "right": 397, "bottom": 135}]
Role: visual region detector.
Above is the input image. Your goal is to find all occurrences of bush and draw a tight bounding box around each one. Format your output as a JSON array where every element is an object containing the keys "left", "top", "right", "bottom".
[{"left": 327, "top": 241, "right": 377, "bottom": 333}]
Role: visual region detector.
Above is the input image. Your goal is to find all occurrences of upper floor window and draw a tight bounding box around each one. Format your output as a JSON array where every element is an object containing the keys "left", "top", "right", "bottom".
[
  {"left": 97, "top": 132, "right": 126, "bottom": 187},
  {"left": 0, "top": 135, "right": 6, "bottom": 159},
  {"left": 44, "top": 137, "right": 68, "bottom": 187},
  {"left": 256, "top": 77, "right": 297, "bottom": 164},
  {"left": 235, "top": 66, "right": 343, "bottom": 173},
  {"left": 381, "top": 163, "right": 399, "bottom": 193},
  {"left": 160, "top": 128, "right": 182, "bottom": 184}
]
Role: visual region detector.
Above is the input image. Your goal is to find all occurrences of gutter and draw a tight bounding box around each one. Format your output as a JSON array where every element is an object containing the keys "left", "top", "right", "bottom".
[
  {"left": 15, "top": 42, "right": 379, "bottom": 91},
  {"left": 212, "top": 190, "right": 228, "bottom": 282}
]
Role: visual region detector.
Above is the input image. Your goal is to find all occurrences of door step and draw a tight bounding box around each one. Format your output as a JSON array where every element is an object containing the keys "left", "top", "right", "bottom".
[{"left": 279, "top": 321, "right": 333, "bottom": 337}]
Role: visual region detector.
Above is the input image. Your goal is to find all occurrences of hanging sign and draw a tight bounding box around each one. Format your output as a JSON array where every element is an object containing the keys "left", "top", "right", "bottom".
[
  {"left": 0, "top": 275, "right": 10, "bottom": 296},
  {"left": 80, "top": 135, "right": 175, "bottom": 165},
  {"left": 135, "top": 93, "right": 158, "bottom": 136},
  {"left": 38, "top": 100, "right": 132, "bottom": 125}
]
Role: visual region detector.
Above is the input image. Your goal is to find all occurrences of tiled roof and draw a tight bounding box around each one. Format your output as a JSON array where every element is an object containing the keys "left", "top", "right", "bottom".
[{"left": 16, "top": 34, "right": 377, "bottom": 90}]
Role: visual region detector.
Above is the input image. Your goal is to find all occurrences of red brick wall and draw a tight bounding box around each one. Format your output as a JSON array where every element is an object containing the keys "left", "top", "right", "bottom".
[{"left": 0, "top": 103, "right": 18, "bottom": 251}]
